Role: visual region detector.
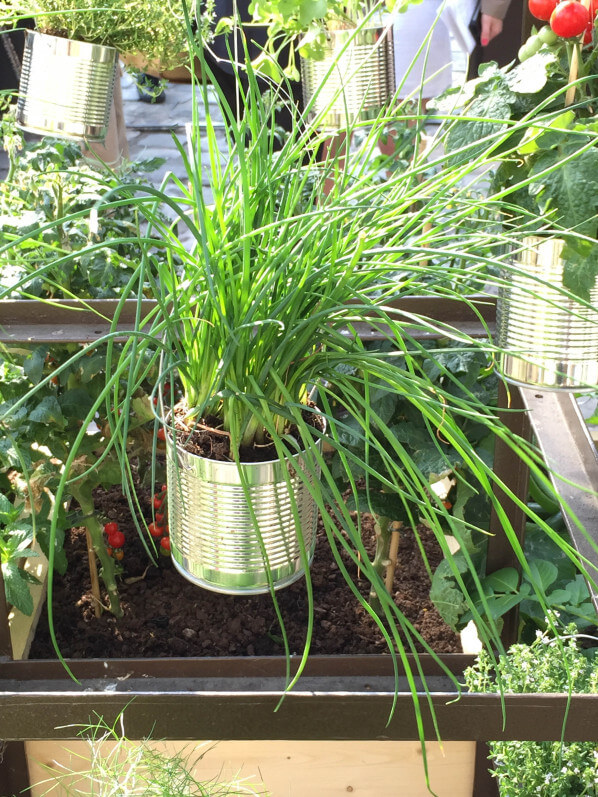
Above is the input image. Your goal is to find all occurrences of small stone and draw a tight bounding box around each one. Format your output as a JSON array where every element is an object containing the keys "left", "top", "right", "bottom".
[{"left": 181, "top": 627, "right": 197, "bottom": 640}]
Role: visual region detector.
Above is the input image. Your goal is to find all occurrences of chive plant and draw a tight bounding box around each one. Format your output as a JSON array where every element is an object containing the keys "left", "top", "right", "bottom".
[{"left": 2, "top": 22, "right": 598, "bottom": 792}]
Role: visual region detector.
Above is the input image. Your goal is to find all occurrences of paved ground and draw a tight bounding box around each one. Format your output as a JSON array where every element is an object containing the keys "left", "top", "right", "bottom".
[{"left": 120, "top": 70, "right": 226, "bottom": 189}]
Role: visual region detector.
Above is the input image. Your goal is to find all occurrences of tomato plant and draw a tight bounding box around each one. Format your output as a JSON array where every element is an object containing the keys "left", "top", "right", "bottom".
[{"left": 550, "top": 1, "right": 589, "bottom": 37}]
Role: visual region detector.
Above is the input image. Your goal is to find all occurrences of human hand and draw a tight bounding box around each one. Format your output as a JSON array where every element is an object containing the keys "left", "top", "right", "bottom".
[{"left": 480, "top": 13, "right": 504, "bottom": 45}]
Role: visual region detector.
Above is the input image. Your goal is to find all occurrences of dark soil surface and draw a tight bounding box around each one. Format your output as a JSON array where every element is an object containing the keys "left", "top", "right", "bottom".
[{"left": 30, "top": 486, "right": 461, "bottom": 659}]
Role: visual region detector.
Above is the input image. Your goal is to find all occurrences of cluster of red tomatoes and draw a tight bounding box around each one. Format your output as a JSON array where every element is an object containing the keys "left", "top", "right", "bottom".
[
  {"left": 149, "top": 484, "right": 171, "bottom": 555},
  {"left": 104, "top": 521, "right": 125, "bottom": 560},
  {"left": 528, "top": 0, "right": 596, "bottom": 41}
]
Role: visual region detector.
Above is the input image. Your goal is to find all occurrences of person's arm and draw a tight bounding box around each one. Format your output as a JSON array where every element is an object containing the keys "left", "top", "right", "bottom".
[{"left": 480, "top": 0, "right": 511, "bottom": 44}]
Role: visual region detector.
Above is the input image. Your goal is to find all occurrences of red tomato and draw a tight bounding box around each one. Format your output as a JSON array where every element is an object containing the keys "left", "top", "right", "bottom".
[
  {"left": 550, "top": 1, "right": 590, "bottom": 36},
  {"left": 160, "top": 536, "right": 171, "bottom": 553},
  {"left": 104, "top": 521, "right": 119, "bottom": 535},
  {"left": 106, "top": 546, "right": 114, "bottom": 557},
  {"left": 161, "top": 484, "right": 167, "bottom": 494},
  {"left": 153, "top": 495, "right": 163, "bottom": 510},
  {"left": 107, "top": 530, "right": 125, "bottom": 549},
  {"left": 149, "top": 522, "right": 165, "bottom": 538},
  {"left": 529, "top": 0, "right": 558, "bottom": 20},
  {"left": 114, "top": 549, "right": 124, "bottom": 561},
  {"left": 155, "top": 512, "right": 165, "bottom": 524},
  {"left": 157, "top": 428, "right": 166, "bottom": 442}
]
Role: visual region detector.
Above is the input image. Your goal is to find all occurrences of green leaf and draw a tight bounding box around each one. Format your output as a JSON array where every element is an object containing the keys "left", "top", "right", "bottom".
[
  {"left": 429, "top": 556, "right": 472, "bottom": 629},
  {"left": 527, "top": 558, "right": 558, "bottom": 590},
  {"left": 344, "top": 489, "right": 412, "bottom": 523},
  {"left": 483, "top": 567, "right": 519, "bottom": 593},
  {"left": 445, "top": 94, "right": 511, "bottom": 161},
  {"left": 29, "top": 396, "right": 65, "bottom": 426},
  {"left": 0, "top": 493, "right": 13, "bottom": 524},
  {"left": 561, "top": 240, "right": 598, "bottom": 301},
  {"left": 504, "top": 48, "right": 559, "bottom": 95},
  {"left": 2, "top": 562, "right": 34, "bottom": 616},
  {"left": 59, "top": 389, "right": 95, "bottom": 421},
  {"left": 477, "top": 592, "right": 522, "bottom": 620},
  {"left": 528, "top": 144, "right": 598, "bottom": 236},
  {"left": 22, "top": 347, "right": 47, "bottom": 385}
]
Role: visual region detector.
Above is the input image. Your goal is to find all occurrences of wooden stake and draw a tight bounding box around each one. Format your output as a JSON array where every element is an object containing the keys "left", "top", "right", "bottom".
[
  {"left": 565, "top": 42, "right": 581, "bottom": 107},
  {"left": 384, "top": 522, "right": 402, "bottom": 593},
  {"left": 85, "top": 528, "right": 102, "bottom": 618}
]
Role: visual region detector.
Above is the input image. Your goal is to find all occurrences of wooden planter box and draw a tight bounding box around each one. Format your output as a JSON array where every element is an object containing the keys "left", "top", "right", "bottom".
[
  {"left": 1, "top": 297, "right": 597, "bottom": 797},
  {"left": 8, "top": 547, "right": 479, "bottom": 796}
]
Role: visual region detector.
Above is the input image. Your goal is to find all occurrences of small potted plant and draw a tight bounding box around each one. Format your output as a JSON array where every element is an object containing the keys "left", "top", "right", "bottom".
[
  {"left": 0, "top": 0, "right": 213, "bottom": 141},
  {"left": 245, "top": 0, "right": 399, "bottom": 128},
  {"left": 437, "top": 6, "right": 598, "bottom": 389}
]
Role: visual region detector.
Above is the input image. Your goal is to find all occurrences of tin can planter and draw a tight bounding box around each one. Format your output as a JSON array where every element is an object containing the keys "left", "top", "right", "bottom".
[
  {"left": 496, "top": 236, "right": 598, "bottom": 390},
  {"left": 16, "top": 30, "right": 118, "bottom": 142},
  {"left": 165, "top": 434, "right": 322, "bottom": 595},
  {"left": 301, "top": 22, "right": 395, "bottom": 129}
]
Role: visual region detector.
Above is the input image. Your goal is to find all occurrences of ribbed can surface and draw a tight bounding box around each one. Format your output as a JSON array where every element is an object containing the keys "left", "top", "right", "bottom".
[
  {"left": 166, "top": 435, "right": 322, "bottom": 594},
  {"left": 497, "top": 236, "right": 598, "bottom": 389},
  {"left": 301, "top": 23, "right": 395, "bottom": 129},
  {"left": 16, "top": 31, "right": 117, "bottom": 142}
]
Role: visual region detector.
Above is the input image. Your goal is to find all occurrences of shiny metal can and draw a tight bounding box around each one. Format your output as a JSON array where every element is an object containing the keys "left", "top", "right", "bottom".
[
  {"left": 301, "top": 22, "right": 395, "bottom": 129},
  {"left": 16, "top": 31, "right": 118, "bottom": 142},
  {"left": 496, "top": 236, "right": 598, "bottom": 390},
  {"left": 166, "top": 434, "right": 322, "bottom": 594}
]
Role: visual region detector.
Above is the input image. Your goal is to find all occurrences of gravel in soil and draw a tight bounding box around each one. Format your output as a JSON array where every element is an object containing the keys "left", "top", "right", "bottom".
[{"left": 29, "top": 486, "right": 461, "bottom": 659}]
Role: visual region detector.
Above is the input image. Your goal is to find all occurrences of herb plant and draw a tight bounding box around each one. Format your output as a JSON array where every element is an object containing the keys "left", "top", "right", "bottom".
[
  {"left": 465, "top": 625, "right": 598, "bottom": 796},
  {"left": 241, "top": 0, "right": 398, "bottom": 77},
  {"left": 33, "top": 714, "right": 266, "bottom": 796},
  {"left": 0, "top": 0, "right": 215, "bottom": 71}
]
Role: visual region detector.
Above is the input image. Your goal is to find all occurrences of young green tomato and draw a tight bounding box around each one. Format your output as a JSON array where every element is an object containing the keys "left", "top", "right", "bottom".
[
  {"left": 538, "top": 23, "right": 559, "bottom": 42},
  {"left": 518, "top": 33, "right": 543, "bottom": 59}
]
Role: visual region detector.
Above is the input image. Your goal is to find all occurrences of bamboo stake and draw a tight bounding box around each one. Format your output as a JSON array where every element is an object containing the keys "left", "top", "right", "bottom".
[
  {"left": 85, "top": 528, "right": 102, "bottom": 618},
  {"left": 565, "top": 42, "right": 580, "bottom": 107},
  {"left": 384, "top": 521, "right": 402, "bottom": 593}
]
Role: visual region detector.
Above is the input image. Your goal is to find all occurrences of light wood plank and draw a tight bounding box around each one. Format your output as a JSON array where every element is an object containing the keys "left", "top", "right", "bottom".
[{"left": 26, "top": 739, "right": 475, "bottom": 796}]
